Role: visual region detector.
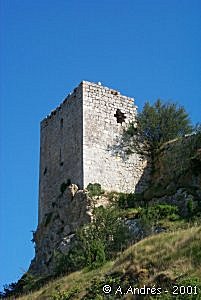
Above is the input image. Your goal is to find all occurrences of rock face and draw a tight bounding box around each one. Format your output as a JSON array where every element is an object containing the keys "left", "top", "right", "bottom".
[
  {"left": 143, "top": 138, "right": 201, "bottom": 217},
  {"left": 29, "top": 185, "right": 93, "bottom": 275}
]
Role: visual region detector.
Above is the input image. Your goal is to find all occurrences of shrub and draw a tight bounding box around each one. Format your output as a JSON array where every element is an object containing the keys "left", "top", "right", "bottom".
[
  {"left": 86, "top": 183, "right": 104, "bottom": 197},
  {"left": 118, "top": 193, "right": 135, "bottom": 208},
  {"left": 0, "top": 273, "right": 50, "bottom": 298},
  {"left": 117, "top": 193, "right": 143, "bottom": 209},
  {"left": 140, "top": 204, "right": 179, "bottom": 228},
  {"left": 54, "top": 206, "right": 131, "bottom": 275},
  {"left": 51, "top": 287, "right": 79, "bottom": 300},
  {"left": 145, "top": 204, "right": 178, "bottom": 219},
  {"left": 54, "top": 243, "right": 86, "bottom": 275},
  {"left": 79, "top": 206, "right": 130, "bottom": 261},
  {"left": 86, "top": 239, "right": 106, "bottom": 269}
]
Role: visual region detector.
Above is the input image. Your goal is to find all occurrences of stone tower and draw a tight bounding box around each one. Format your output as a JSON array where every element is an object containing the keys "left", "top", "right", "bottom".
[{"left": 39, "top": 81, "right": 146, "bottom": 224}]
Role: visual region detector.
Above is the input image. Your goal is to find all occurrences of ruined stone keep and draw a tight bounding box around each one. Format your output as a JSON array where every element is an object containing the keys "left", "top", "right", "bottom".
[{"left": 39, "top": 81, "right": 147, "bottom": 224}]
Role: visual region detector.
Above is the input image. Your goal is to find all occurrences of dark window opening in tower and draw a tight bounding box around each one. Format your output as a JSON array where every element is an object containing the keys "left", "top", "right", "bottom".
[
  {"left": 59, "top": 148, "right": 64, "bottom": 166},
  {"left": 114, "top": 109, "right": 126, "bottom": 124},
  {"left": 60, "top": 118, "right": 63, "bottom": 129},
  {"left": 43, "top": 167, "right": 47, "bottom": 175}
]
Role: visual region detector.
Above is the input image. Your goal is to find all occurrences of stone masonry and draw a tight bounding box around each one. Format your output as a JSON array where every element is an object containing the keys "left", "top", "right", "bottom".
[{"left": 39, "top": 81, "right": 147, "bottom": 224}]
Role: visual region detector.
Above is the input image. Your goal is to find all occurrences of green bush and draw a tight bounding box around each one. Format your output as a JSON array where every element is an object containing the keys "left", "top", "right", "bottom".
[
  {"left": 86, "top": 239, "right": 106, "bottom": 270},
  {"left": 54, "top": 206, "right": 131, "bottom": 275},
  {"left": 86, "top": 183, "right": 104, "bottom": 197},
  {"left": 140, "top": 204, "right": 179, "bottom": 228},
  {"left": 168, "top": 213, "right": 180, "bottom": 221},
  {"left": 54, "top": 243, "right": 86, "bottom": 275},
  {"left": 78, "top": 206, "right": 130, "bottom": 263},
  {"left": 144, "top": 204, "right": 178, "bottom": 219},
  {"left": 117, "top": 193, "right": 144, "bottom": 209},
  {"left": 51, "top": 287, "right": 79, "bottom": 300},
  {"left": 118, "top": 193, "right": 134, "bottom": 208},
  {"left": 0, "top": 273, "right": 51, "bottom": 298}
]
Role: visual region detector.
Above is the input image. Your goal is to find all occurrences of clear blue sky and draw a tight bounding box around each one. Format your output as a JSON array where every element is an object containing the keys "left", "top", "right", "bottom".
[{"left": 0, "top": 0, "right": 200, "bottom": 291}]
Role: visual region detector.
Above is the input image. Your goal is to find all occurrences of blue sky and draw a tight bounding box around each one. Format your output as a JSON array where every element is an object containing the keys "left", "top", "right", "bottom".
[{"left": 0, "top": 0, "right": 201, "bottom": 291}]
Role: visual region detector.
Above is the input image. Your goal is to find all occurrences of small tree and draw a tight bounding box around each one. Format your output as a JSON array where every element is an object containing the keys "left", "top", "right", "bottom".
[
  {"left": 54, "top": 206, "right": 130, "bottom": 274},
  {"left": 79, "top": 206, "right": 130, "bottom": 264},
  {"left": 124, "top": 99, "right": 193, "bottom": 162}
]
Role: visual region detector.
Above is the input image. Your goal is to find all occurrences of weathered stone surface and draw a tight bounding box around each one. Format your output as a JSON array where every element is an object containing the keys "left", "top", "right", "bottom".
[
  {"left": 38, "top": 81, "right": 149, "bottom": 224},
  {"left": 29, "top": 186, "right": 93, "bottom": 275}
]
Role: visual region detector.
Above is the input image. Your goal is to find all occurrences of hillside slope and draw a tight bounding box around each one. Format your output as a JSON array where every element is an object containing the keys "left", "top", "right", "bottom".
[{"left": 17, "top": 225, "right": 201, "bottom": 300}]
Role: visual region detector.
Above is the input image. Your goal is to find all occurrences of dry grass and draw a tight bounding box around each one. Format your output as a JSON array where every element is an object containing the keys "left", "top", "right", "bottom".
[
  {"left": 17, "top": 261, "right": 113, "bottom": 300},
  {"left": 16, "top": 226, "right": 201, "bottom": 299},
  {"left": 114, "top": 226, "right": 201, "bottom": 278}
]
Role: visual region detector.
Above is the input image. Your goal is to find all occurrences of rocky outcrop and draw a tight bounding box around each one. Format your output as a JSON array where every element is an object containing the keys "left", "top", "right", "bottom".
[
  {"left": 29, "top": 185, "right": 93, "bottom": 275},
  {"left": 143, "top": 138, "right": 201, "bottom": 216}
]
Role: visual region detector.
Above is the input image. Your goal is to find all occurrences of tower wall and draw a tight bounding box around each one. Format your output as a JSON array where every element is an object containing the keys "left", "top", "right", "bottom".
[
  {"left": 39, "top": 81, "right": 147, "bottom": 224},
  {"left": 83, "top": 81, "right": 146, "bottom": 192},
  {"left": 39, "top": 85, "right": 83, "bottom": 223}
]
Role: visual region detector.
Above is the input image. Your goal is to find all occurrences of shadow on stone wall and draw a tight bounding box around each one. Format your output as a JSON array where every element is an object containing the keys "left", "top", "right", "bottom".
[
  {"left": 107, "top": 134, "right": 152, "bottom": 194},
  {"left": 108, "top": 130, "right": 201, "bottom": 213},
  {"left": 134, "top": 159, "right": 151, "bottom": 194}
]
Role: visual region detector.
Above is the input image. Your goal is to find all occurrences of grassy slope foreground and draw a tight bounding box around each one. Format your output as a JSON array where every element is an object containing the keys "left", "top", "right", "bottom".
[{"left": 17, "top": 225, "right": 201, "bottom": 300}]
